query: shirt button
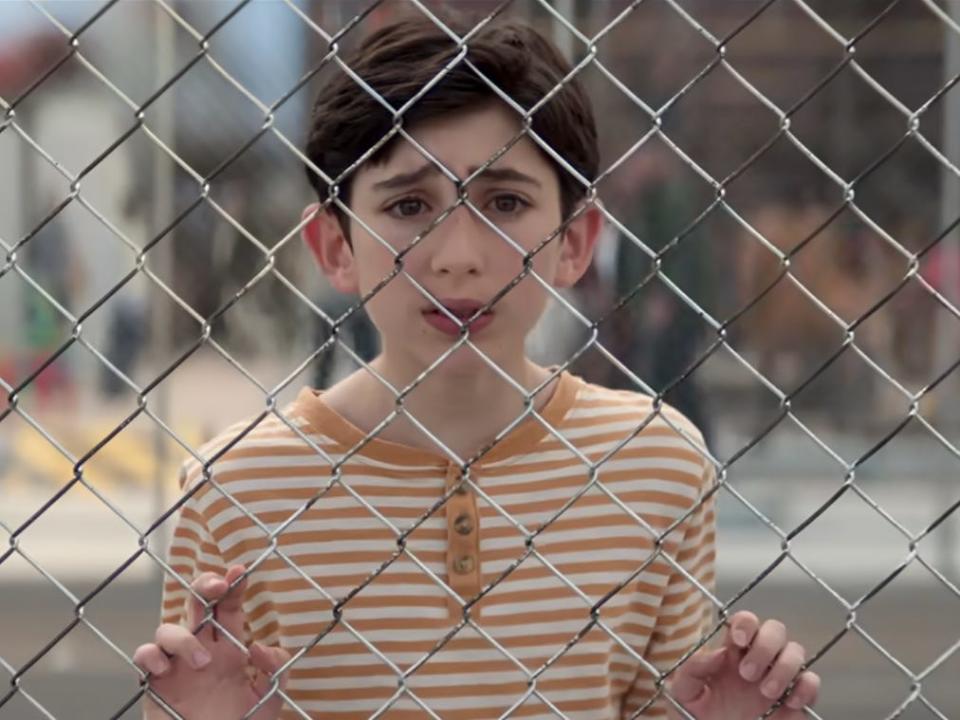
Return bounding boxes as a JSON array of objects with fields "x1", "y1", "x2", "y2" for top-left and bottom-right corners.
[
  {"x1": 453, "y1": 555, "x2": 475, "y2": 574},
  {"x1": 453, "y1": 514, "x2": 474, "y2": 535}
]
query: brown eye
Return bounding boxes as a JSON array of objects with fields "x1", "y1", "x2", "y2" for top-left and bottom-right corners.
[
  {"x1": 391, "y1": 198, "x2": 425, "y2": 217},
  {"x1": 492, "y1": 194, "x2": 527, "y2": 214}
]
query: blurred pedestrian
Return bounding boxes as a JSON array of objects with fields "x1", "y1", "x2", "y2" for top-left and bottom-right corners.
[{"x1": 21, "y1": 196, "x2": 83, "y2": 409}]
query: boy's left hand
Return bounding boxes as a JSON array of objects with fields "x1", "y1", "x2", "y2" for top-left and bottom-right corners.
[{"x1": 665, "y1": 611, "x2": 820, "y2": 719}]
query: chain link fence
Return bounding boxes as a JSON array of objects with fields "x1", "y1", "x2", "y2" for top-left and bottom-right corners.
[{"x1": 2, "y1": 0, "x2": 960, "y2": 718}]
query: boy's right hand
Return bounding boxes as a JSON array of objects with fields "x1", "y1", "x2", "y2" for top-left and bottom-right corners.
[{"x1": 133, "y1": 564, "x2": 291, "y2": 720}]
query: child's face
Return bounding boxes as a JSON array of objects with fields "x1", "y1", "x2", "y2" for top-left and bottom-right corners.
[{"x1": 304, "y1": 101, "x2": 601, "y2": 376}]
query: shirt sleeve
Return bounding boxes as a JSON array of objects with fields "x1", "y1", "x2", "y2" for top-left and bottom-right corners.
[
  {"x1": 620, "y1": 461, "x2": 718, "y2": 719},
  {"x1": 159, "y1": 464, "x2": 228, "y2": 628}
]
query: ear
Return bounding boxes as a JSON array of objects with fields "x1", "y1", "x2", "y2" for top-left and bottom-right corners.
[
  {"x1": 553, "y1": 201, "x2": 604, "y2": 289},
  {"x1": 301, "y1": 202, "x2": 358, "y2": 294}
]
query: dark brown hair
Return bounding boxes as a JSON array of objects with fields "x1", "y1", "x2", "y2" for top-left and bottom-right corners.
[{"x1": 303, "y1": 13, "x2": 599, "y2": 241}]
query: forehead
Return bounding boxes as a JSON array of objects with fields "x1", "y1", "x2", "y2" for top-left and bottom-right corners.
[{"x1": 355, "y1": 102, "x2": 555, "y2": 187}]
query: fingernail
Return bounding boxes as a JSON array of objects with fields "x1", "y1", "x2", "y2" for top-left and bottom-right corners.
[
  {"x1": 192, "y1": 650, "x2": 212, "y2": 669},
  {"x1": 149, "y1": 658, "x2": 169, "y2": 675},
  {"x1": 732, "y1": 629, "x2": 747, "y2": 646},
  {"x1": 740, "y1": 661, "x2": 757, "y2": 681},
  {"x1": 762, "y1": 680, "x2": 780, "y2": 699},
  {"x1": 787, "y1": 695, "x2": 805, "y2": 710}
]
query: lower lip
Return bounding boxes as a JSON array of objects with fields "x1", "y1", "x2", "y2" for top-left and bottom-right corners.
[{"x1": 423, "y1": 311, "x2": 494, "y2": 336}]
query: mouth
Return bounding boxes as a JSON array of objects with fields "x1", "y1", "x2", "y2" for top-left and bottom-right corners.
[
  {"x1": 422, "y1": 298, "x2": 494, "y2": 320},
  {"x1": 422, "y1": 300, "x2": 495, "y2": 335},
  {"x1": 422, "y1": 307, "x2": 493, "y2": 320}
]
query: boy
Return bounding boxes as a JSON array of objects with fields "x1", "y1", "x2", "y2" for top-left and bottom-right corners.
[{"x1": 133, "y1": 13, "x2": 820, "y2": 720}]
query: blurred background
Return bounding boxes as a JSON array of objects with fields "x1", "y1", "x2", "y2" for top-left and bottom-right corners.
[{"x1": 1, "y1": 0, "x2": 959, "y2": 717}]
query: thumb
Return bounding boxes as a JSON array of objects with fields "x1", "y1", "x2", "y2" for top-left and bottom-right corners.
[{"x1": 667, "y1": 646, "x2": 727, "y2": 705}]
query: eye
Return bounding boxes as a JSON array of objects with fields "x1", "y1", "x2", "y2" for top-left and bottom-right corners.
[
  {"x1": 490, "y1": 194, "x2": 529, "y2": 214},
  {"x1": 387, "y1": 197, "x2": 427, "y2": 218}
]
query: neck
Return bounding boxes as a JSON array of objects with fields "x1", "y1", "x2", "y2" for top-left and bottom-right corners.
[{"x1": 342, "y1": 352, "x2": 558, "y2": 460}]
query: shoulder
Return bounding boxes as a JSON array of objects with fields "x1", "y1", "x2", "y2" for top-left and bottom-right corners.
[
  {"x1": 573, "y1": 377, "x2": 706, "y2": 445},
  {"x1": 177, "y1": 399, "x2": 315, "y2": 495},
  {"x1": 569, "y1": 375, "x2": 712, "y2": 483}
]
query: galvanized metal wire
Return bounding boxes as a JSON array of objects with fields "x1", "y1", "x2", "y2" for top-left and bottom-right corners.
[{"x1": 2, "y1": 0, "x2": 960, "y2": 718}]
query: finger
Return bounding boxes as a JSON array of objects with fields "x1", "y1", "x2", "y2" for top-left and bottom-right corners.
[
  {"x1": 785, "y1": 670, "x2": 821, "y2": 710},
  {"x1": 724, "y1": 610, "x2": 759, "y2": 650},
  {"x1": 249, "y1": 643, "x2": 292, "y2": 698},
  {"x1": 184, "y1": 565, "x2": 250, "y2": 642},
  {"x1": 212, "y1": 564, "x2": 250, "y2": 641},
  {"x1": 250, "y1": 643, "x2": 292, "y2": 674},
  {"x1": 667, "y1": 647, "x2": 727, "y2": 704},
  {"x1": 132, "y1": 643, "x2": 172, "y2": 677},
  {"x1": 758, "y1": 641, "x2": 805, "y2": 701},
  {"x1": 185, "y1": 571, "x2": 229, "y2": 637},
  {"x1": 739, "y1": 620, "x2": 787, "y2": 682},
  {"x1": 154, "y1": 623, "x2": 213, "y2": 670}
]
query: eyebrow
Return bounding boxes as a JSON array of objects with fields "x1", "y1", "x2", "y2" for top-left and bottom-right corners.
[{"x1": 370, "y1": 162, "x2": 543, "y2": 192}]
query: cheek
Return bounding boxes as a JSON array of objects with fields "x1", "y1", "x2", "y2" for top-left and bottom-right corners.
[
  {"x1": 360, "y1": 271, "x2": 422, "y2": 331},
  {"x1": 495, "y1": 223, "x2": 560, "y2": 272},
  {"x1": 509, "y1": 272, "x2": 552, "y2": 324},
  {"x1": 365, "y1": 213, "x2": 427, "y2": 253},
  {"x1": 352, "y1": 228, "x2": 408, "y2": 285},
  {"x1": 347, "y1": 241, "x2": 397, "y2": 324},
  {"x1": 521, "y1": 241, "x2": 568, "y2": 313},
  {"x1": 525, "y1": 235, "x2": 564, "y2": 284},
  {"x1": 491, "y1": 235, "x2": 561, "y2": 308}
]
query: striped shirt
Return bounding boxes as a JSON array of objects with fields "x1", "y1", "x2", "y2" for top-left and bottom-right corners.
[{"x1": 161, "y1": 369, "x2": 717, "y2": 719}]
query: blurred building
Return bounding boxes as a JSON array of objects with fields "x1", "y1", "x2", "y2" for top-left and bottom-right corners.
[{"x1": 0, "y1": 0, "x2": 956, "y2": 426}]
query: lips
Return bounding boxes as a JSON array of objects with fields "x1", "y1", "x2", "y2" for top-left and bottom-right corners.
[
  {"x1": 424, "y1": 307, "x2": 491, "y2": 319},
  {"x1": 423, "y1": 298, "x2": 493, "y2": 318},
  {"x1": 422, "y1": 297, "x2": 495, "y2": 335}
]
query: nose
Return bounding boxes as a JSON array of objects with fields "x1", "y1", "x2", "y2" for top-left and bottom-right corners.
[{"x1": 428, "y1": 203, "x2": 486, "y2": 277}]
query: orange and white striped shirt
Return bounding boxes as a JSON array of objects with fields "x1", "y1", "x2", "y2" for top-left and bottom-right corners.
[{"x1": 161, "y1": 369, "x2": 717, "y2": 719}]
